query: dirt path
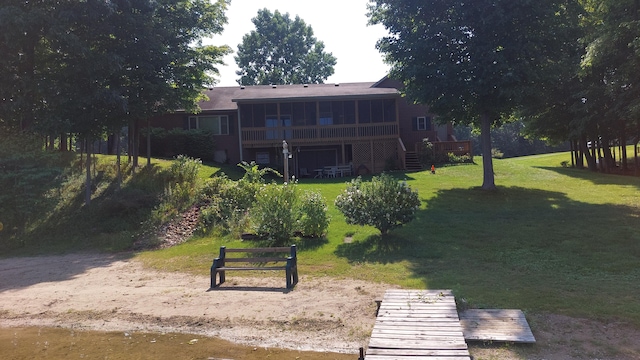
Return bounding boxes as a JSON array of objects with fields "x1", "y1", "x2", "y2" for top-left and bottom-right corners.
[{"x1": 1, "y1": 253, "x2": 639, "y2": 359}]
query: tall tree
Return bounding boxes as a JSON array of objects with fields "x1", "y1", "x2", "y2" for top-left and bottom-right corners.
[
  {"x1": 0, "y1": 0, "x2": 231, "y2": 204},
  {"x1": 369, "y1": 0, "x2": 580, "y2": 189},
  {"x1": 578, "y1": 0, "x2": 640, "y2": 171},
  {"x1": 235, "y1": 9, "x2": 336, "y2": 85}
]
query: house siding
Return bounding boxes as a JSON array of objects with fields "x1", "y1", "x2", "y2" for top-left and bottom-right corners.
[{"x1": 148, "y1": 78, "x2": 467, "y2": 174}]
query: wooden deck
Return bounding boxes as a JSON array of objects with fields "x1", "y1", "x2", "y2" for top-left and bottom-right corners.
[
  {"x1": 365, "y1": 289, "x2": 471, "y2": 360},
  {"x1": 459, "y1": 309, "x2": 536, "y2": 343}
]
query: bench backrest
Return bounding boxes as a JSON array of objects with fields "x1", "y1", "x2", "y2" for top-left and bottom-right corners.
[{"x1": 217, "y1": 245, "x2": 296, "y2": 263}]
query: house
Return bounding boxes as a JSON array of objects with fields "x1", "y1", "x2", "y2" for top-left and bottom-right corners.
[{"x1": 150, "y1": 76, "x2": 471, "y2": 177}]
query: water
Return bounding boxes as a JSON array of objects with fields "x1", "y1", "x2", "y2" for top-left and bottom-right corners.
[{"x1": 0, "y1": 327, "x2": 356, "y2": 360}]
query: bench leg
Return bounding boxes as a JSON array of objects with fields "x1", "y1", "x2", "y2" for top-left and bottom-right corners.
[
  {"x1": 210, "y1": 258, "x2": 225, "y2": 288},
  {"x1": 286, "y1": 265, "x2": 298, "y2": 289},
  {"x1": 210, "y1": 269, "x2": 226, "y2": 288}
]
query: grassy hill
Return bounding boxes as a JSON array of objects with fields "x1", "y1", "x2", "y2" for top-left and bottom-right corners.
[{"x1": 2, "y1": 150, "x2": 639, "y2": 327}]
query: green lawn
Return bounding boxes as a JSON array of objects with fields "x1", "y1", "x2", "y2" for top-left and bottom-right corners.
[{"x1": 138, "y1": 151, "x2": 640, "y2": 327}]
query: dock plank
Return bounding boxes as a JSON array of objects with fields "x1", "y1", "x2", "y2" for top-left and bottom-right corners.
[
  {"x1": 365, "y1": 289, "x2": 470, "y2": 359},
  {"x1": 459, "y1": 309, "x2": 536, "y2": 343}
]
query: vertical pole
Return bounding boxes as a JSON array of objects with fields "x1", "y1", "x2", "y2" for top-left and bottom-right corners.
[{"x1": 283, "y1": 140, "x2": 290, "y2": 183}]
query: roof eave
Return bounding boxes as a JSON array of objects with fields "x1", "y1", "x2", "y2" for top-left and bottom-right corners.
[{"x1": 231, "y1": 93, "x2": 399, "y2": 103}]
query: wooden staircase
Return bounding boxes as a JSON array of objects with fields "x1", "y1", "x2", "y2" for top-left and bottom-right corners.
[{"x1": 405, "y1": 151, "x2": 423, "y2": 171}]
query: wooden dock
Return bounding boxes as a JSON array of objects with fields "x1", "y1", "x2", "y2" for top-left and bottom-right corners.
[
  {"x1": 459, "y1": 309, "x2": 536, "y2": 343},
  {"x1": 365, "y1": 289, "x2": 471, "y2": 360}
]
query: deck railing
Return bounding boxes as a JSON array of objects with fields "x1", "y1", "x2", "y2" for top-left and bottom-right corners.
[{"x1": 242, "y1": 123, "x2": 399, "y2": 145}]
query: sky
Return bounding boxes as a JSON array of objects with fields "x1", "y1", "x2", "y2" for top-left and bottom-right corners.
[{"x1": 205, "y1": 0, "x2": 391, "y2": 87}]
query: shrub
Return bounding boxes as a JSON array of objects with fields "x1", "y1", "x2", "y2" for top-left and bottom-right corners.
[
  {"x1": 447, "y1": 152, "x2": 473, "y2": 164},
  {"x1": 167, "y1": 155, "x2": 201, "y2": 185},
  {"x1": 295, "y1": 191, "x2": 330, "y2": 238},
  {"x1": 145, "y1": 127, "x2": 216, "y2": 161},
  {"x1": 237, "y1": 161, "x2": 281, "y2": 183},
  {"x1": 250, "y1": 183, "x2": 299, "y2": 245},
  {"x1": 419, "y1": 138, "x2": 435, "y2": 165},
  {"x1": 334, "y1": 173, "x2": 420, "y2": 235},
  {"x1": 164, "y1": 155, "x2": 202, "y2": 211}
]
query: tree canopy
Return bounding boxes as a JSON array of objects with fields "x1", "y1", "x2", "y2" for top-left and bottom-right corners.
[
  {"x1": 235, "y1": 8, "x2": 336, "y2": 85},
  {"x1": 368, "y1": 0, "x2": 580, "y2": 189},
  {"x1": 0, "y1": 0, "x2": 231, "y2": 204},
  {"x1": 0, "y1": 0, "x2": 230, "y2": 137}
]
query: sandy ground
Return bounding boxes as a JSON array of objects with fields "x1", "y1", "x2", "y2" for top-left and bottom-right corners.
[
  {"x1": 0, "y1": 253, "x2": 388, "y2": 353},
  {"x1": 1, "y1": 253, "x2": 639, "y2": 359}
]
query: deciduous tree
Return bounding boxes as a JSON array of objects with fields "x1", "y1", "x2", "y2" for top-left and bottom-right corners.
[
  {"x1": 235, "y1": 9, "x2": 336, "y2": 85},
  {"x1": 368, "y1": 0, "x2": 580, "y2": 189}
]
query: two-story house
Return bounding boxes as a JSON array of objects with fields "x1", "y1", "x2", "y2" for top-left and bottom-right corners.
[{"x1": 150, "y1": 76, "x2": 471, "y2": 177}]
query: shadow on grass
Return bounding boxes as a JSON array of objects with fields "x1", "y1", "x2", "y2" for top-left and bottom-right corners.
[
  {"x1": 536, "y1": 166, "x2": 640, "y2": 189},
  {"x1": 335, "y1": 234, "x2": 409, "y2": 264},
  {"x1": 333, "y1": 186, "x2": 640, "y2": 323},
  {"x1": 247, "y1": 236, "x2": 329, "y2": 252}
]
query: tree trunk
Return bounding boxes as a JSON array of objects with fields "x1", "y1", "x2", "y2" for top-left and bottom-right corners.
[
  {"x1": 60, "y1": 133, "x2": 68, "y2": 151},
  {"x1": 146, "y1": 118, "x2": 151, "y2": 167},
  {"x1": 621, "y1": 130, "x2": 628, "y2": 172},
  {"x1": 480, "y1": 113, "x2": 496, "y2": 190},
  {"x1": 116, "y1": 134, "x2": 122, "y2": 190},
  {"x1": 128, "y1": 122, "x2": 133, "y2": 164},
  {"x1": 582, "y1": 138, "x2": 597, "y2": 171},
  {"x1": 85, "y1": 138, "x2": 92, "y2": 206}
]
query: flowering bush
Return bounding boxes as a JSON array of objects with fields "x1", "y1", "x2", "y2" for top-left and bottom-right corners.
[
  {"x1": 334, "y1": 173, "x2": 420, "y2": 235},
  {"x1": 250, "y1": 183, "x2": 299, "y2": 245},
  {"x1": 295, "y1": 191, "x2": 330, "y2": 238},
  {"x1": 249, "y1": 183, "x2": 329, "y2": 245}
]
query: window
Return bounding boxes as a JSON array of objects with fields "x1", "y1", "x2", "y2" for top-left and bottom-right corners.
[
  {"x1": 188, "y1": 115, "x2": 229, "y2": 135},
  {"x1": 416, "y1": 116, "x2": 431, "y2": 131}
]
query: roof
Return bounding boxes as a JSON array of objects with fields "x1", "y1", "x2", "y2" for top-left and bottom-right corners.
[{"x1": 195, "y1": 81, "x2": 400, "y2": 112}]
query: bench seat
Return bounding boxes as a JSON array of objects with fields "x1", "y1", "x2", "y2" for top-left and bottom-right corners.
[{"x1": 210, "y1": 245, "x2": 298, "y2": 289}]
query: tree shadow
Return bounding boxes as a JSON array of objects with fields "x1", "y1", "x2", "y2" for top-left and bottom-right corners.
[
  {"x1": 295, "y1": 236, "x2": 329, "y2": 251},
  {"x1": 333, "y1": 186, "x2": 640, "y2": 318},
  {"x1": 536, "y1": 166, "x2": 640, "y2": 189},
  {"x1": 335, "y1": 233, "x2": 409, "y2": 264},
  {"x1": 0, "y1": 252, "x2": 134, "y2": 293},
  {"x1": 246, "y1": 235, "x2": 329, "y2": 252}
]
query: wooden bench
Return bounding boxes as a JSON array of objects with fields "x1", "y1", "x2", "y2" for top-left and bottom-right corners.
[{"x1": 210, "y1": 245, "x2": 298, "y2": 289}]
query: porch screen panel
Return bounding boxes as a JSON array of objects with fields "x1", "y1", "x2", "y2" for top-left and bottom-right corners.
[
  {"x1": 384, "y1": 99, "x2": 396, "y2": 122},
  {"x1": 253, "y1": 104, "x2": 265, "y2": 127},
  {"x1": 240, "y1": 104, "x2": 252, "y2": 127},
  {"x1": 332, "y1": 101, "x2": 344, "y2": 125},
  {"x1": 358, "y1": 100, "x2": 371, "y2": 123},
  {"x1": 371, "y1": 100, "x2": 384, "y2": 123},
  {"x1": 344, "y1": 101, "x2": 356, "y2": 124},
  {"x1": 305, "y1": 102, "x2": 316, "y2": 125},
  {"x1": 319, "y1": 101, "x2": 332, "y2": 125},
  {"x1": 293, "y1": 102, "x2": 305, "y2": 126}
]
